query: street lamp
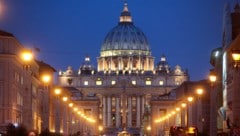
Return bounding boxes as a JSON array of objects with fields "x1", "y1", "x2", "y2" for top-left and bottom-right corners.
[
  {"x1": 54, "y1": 88, "x2": 62, "y2": 96},
  {"x1": 187, "y1": 96, "x2": 194, "y2": 127},
  {"x1": 68, "y1": 103, "x2": 74, "y2": 108},
  {"x1": 231, "y1": 50, "x2": 240, "y2": 68},
  {"x1": 208, "y1": 70, "x2": 218, "y2": 136},
  {"x1": 209, "y1": 70, "x2": 217, "y2": 85},
  {"x1": 196, "y1": 88, "x2": 203, "y2": 96},
  {"x1": 41, "y1": 74, "x2": 51, "y2": 87},
  {"x1": 21, "y1": 49, "x2": 33, "y2": 62},
  {"x1": 196, "y1": 88, "x2": 204, "y2": 131},
  {"x1": 187, "y1": 96, "x2": 194, "y2": 103},
  {"x1": 146, "y1": 125, "x2": 151, "y2": 136},
  {"x1": 181, "y1": 102, "x2": 187, "y2": 108},
  {"x1": 62, "y1": 96, "x2": 68, "y2": 102},
  {"x1": 98, "y1": 125, "x2": 103, "y2": 136},
  {"x1": 20, "y1": 49, "x2": 33, "y2": 69}
]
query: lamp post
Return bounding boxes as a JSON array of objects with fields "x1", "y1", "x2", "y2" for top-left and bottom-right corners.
[
  {"x1": 209, "y1": 70, "x2": 217, "y2": 136},
  {"x1": 20, "y1": 49, "x2": 33, "y2": 70},
  {"x1": 180, "y1": 102, "x2": 187, "y2": 127},
  {"x1": 196, "y1": 88, "x2": 203, "y2": 132},
  {"x1": 231, "y1": 50, "x2": 240, "y2": 68},
  {"x1": 209, "y1": 70, "x2": 217, "y2": 85},
  {"x1": 41, "y1": 74, "x2": 51, "y2": 87},
  {"x1": 187, "y1": 96, "x2": 194, "y2": 127},
  {"x1": 40, "y1": 74, "x2": 52, "y2": 132},
  {"x1": 54, "y1": 88, "x2": 62, "y2": 96},
  {"x1": 54, "y1": 88, "x2": 63, "y2": 133},
  {"x1": 146, "y1": 125, "x2": 151, "y2": 136},
  {"x1": 98, "y1": 125, "x2": 103, "y2": 136}
]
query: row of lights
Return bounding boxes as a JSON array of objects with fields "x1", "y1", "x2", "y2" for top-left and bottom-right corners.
[
  {"x1": 20, "y1": 49, "x2": 96, "y2": 125},
  {"x1": 54, "y1": 88, "x2": 96, "y2": 123},
  {"x1": 155, "y1": 71, "x2": 217, "y2": 124},
  {"x1": 154, "y1": 88, "x2": 203, "y2": 123}
]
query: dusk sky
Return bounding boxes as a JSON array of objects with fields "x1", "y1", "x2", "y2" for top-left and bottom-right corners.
[{"x1": 0, "y1": 0, "x2": 236, "y2": 81}]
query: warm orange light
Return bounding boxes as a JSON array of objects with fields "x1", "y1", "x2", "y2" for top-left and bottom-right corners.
[
  {"x1": 232, "y1": 51, "x2": 240, "y2": 61},
  {"x1": 98, "y1": 126, "x2": 103, "y2": 131},
  {"x1": 196, "y1": 88, "x2": 203, "y2": 95},
  {"x1": 187, "y1": 96, "x2": 194, "y2": 102},
  {"x1": 68, "y1": 103, "x2": 73, "y2": 107},
  {"x1": 42, "y1": 74, "x2": 51, "y2": 84},
  {"x1": 21, "y1": 49, "x2": 33, "y2": 62},
  {"x1": 62, "y1": 96, "x2": 68, "y2": 102},
  {"x1": 209, "y1": 75, "x2": 217, "y2": 83},
  {"x1": 73, "y1": 107, "x2": 78, "y2": 111},
  {"x1": 147, "y1": 126, "x2": 151, "y2": 131},
  {"x1": 54, "y1": 88, "x2": 61, "y2": 95},
  {"x1": 176, "y1": 107, "x2": 181, "y2": 111},
  {"x1": 181, "y1": 103, "x2": 187, "y2": 108}
]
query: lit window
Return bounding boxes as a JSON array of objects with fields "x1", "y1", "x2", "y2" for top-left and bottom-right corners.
[
  {"x1": 159, "y1": 80, "x2": 164, "y2": 86},
  {"x1": 96, "y1": 80, "x2": 102, "y2": 86},
  {"x1": 84, "y1": 81, "x2": 89, "y2": 86},
  {"x1": 111, "y1": 81, "x2": 116, "y2": 85},
  {"x1": 145, "y1": 80, "x2": 151, "y2": 85},
  {"x1": 132, "y1": 80, "x2": 136, "y2": 85}
]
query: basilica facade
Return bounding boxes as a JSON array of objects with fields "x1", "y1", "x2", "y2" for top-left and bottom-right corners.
[{"x1": 58, "y1": 2, "x2": 189, "y2": 135}]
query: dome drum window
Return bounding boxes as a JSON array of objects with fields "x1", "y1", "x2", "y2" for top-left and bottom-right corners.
[{"x1": 84, "y1": 81, "x2": 89, "y2": 86}]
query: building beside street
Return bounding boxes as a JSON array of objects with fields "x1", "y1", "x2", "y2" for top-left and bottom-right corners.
[
  {"x1": 0, "y1": 30, "x2": 57, "y2": 134},
  {"x1": 210, "y1": 2, "x2": 240, "y2": 135}
]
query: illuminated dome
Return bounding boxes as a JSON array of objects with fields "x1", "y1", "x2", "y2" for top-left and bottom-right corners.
[{"x1": 100, "y1": 2, "x2": 151, "y2": 57}]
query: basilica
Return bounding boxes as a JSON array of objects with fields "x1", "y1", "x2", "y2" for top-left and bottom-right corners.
[{"x1": 58, "y1": 2, "x2": 188, "y2": 135}]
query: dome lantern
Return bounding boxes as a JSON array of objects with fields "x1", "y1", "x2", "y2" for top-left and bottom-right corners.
[{"x1": 119, "y1": 2, "x2": 132, "y2": 23}]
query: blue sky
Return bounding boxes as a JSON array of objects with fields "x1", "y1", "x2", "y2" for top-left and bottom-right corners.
[{"x1": 0, "y1": 0, "x2": 236, "y2": 80}]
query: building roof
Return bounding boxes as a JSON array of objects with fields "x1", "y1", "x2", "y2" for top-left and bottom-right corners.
[
  {"x1": 0, "y1": 30, "x2": 14, "y2": 37},
  {"x1": 36, "y1": 60, "x2": 56, "y2": 72}
]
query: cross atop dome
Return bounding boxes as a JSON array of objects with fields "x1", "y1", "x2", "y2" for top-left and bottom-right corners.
[{"x1": 119, "y1": 1, "x2": 132, "y2": 23}]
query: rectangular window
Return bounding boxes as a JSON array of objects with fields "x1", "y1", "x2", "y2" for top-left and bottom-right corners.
[
  {"x1": 84, "y1": 81, "x2": 89, "y2": 86},
  {"x1": 21, "y1": 76, "x2": 24, "y2": 85},
  {"x1": 145, "y1": 80, "x2": 151, "y2": 85},
  {"x1": 111, "y1": 81, "x2": 116, "y2": 85},
  {"x1": 159, "y1": 80, "x2": 164, "y2": 86},
  {"x1": 17, "y1": 92, "x2": 23, "y2": 106},
  {"x1": 96, "y1": 80, "x2": 102, "y2": 86}
]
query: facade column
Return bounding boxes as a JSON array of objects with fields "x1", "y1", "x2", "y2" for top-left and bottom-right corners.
[
  {"x1": 141, "y1": 96, "x2": 145, "y2": 117},
  {"x1": 127, "y1": 97, "x2": 132, "y2": 127},
  {"x1": 116, "y1": 97, "x2": 120, "y2": 127},
  {"x1": 188, "y1": 103, "x2": 193, "y2": 127},
  {"x1": 107, "y1": 96, "x2": 112, "y2": 127},
  {"x1": 122, "y1": 95, "x2": 127, "y2": 128},
  {"x1": 146, "y1": 57, "x2": 149, "y2": 70},
  {"x1": 136, "y1": 96, "x2": 141, "y2": 127},
  {"x1": 102, "y1": 96, "x2": 107, "y2": 127},
  {"x1": 118, "y1": 57, "x2": 121, "y2": 70}
]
